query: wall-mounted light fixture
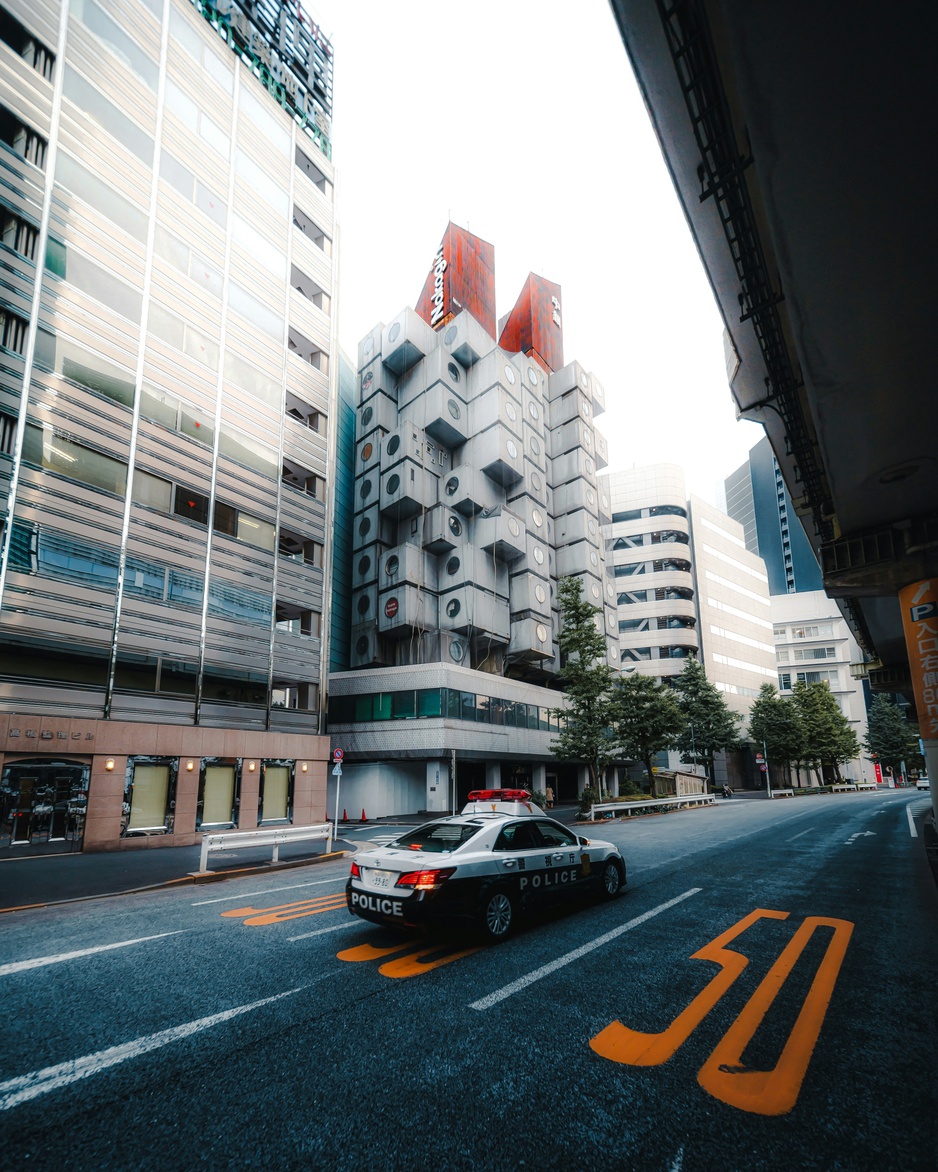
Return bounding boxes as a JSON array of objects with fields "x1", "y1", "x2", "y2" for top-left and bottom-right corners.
[
  {"x1": 186, "y1": 760, "x2": 195, "y2": 772},
  {"x1": 301, "y1": 762, "x2": 308, "y2": 772},
  {"x1": 248, "y1": 761, "x2": 256, "y2": 772},
  {"x1": 105, "y1": 758, "x2": 115, "y2": 771}
]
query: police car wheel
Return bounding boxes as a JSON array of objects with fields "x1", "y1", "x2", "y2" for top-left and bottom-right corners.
[
  {"x1": 480, "y1": 888, "x2": 515, "y2": 941},
  {"x1": 600, "y1": 859, "x2": 623, "y2": 899}
]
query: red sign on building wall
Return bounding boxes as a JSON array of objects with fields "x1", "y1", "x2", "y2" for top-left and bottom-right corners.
[
  {"x1": 498, "y1": 272, "x2": 564, "y2": 374},
  {"x1": 415, "y1": 223, "x2": 496, "y2": 338}
]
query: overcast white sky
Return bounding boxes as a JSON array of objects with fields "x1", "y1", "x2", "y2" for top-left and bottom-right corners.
[{"x1": 315, "y1": 0, "x2": 764, "y2": 504}]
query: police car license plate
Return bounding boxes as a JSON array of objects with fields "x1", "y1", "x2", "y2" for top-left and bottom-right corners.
[{"x1": 367, "y1": 869, "x2": 395, "y2": 889}]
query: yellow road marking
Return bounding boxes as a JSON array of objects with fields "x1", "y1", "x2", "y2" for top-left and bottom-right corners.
[
  {"x1": 590, "y1": 908, "x2": 789, "y2": 1066},
  {"x1": 697, "y1": 915, "x2": 853, "y2": 1116},
  {"x1": 336, "y1": 941, "x2": 414, "y2": 963},
  {"x1": 221, "y1": 895, "x2": 347, "y2": 925},
  {"x1": 378, "y1": 944, "x2": 482, "y2": 978}
]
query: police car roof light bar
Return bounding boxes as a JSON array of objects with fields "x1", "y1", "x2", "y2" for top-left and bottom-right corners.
[{"x1": 466, "y1": 789, "x2": 532, "y2": 801}]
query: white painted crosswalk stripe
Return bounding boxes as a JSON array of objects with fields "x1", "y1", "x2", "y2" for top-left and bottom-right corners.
[{"x1": 0, "y1": 988, "x2": 303, "y2": 1110}]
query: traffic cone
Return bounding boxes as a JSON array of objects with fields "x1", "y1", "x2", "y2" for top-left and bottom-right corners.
[
  {"x1": 342, "y1": 809, "x2": 348, "y2": 822},
  {"x1": 360, "y1": 808, "x2": 367, "y2": 822}
]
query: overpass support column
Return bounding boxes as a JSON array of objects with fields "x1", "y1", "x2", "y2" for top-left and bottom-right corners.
[{"x1": 899, "y1": 580, "x2": 938, "y2": 823}]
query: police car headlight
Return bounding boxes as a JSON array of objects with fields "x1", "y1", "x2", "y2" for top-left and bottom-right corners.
[{"x1": 396, "y1": 867, "x2": 456, "y2": 890}]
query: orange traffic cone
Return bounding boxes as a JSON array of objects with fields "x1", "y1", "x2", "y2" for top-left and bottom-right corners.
[
  {"x1": 360, "y1": 808, "x2": 367, "y2": 822},
  {"x1": 342, "y1": 809, "x2": 348, "y2": 822}
]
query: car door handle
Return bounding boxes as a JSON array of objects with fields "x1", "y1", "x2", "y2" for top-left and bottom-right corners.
[{"x1": 502, "y1": 859, "x2": 517, "y2": 868}]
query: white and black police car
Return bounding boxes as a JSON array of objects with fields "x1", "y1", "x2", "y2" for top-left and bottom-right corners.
[{"x1": 346, "y1": 789, "x2": 626, "y2": 941}]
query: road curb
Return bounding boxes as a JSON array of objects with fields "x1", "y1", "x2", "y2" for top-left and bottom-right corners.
[{"x1": 0, "y1": 850, "x2": 349, "y2": 915}]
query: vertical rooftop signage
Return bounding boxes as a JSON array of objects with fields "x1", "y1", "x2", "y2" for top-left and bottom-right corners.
[
  {"x1": 416, "y1": 223, "x2": 496, "y2": 339},
  {"x1": 498, "y1": 273, "x2": 564, "y2": 373},
  {"x1": 191, "y1": 0, "x2": 333, "y2": 157}
]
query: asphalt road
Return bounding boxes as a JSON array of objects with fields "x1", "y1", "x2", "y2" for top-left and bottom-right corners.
[{"x1": 1, "y1": 791, "x2": 935, "y2": 1171}]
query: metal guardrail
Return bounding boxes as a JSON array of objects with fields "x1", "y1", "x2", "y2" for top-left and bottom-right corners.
[
  {"x1": 588, "y1": 794, "x2": 714, "y2": 820},
  {"x1": 198, "y1": 823, "x2": 333, "y2": 874}
]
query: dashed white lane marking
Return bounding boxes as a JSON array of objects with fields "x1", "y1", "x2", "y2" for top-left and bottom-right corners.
[
  {"x1": 786, "y1": 828, "x2": 814, "y2": 842},
  {"x1": 469, "y1": 888, "x2": 702, "y2": 1011},
  {"x1": 845, "y1": 831, "x2": 876, "y2": 845},
  {"x1": 907, "y1": 806, "x2": 918, "y2": 838},
  {"x1": 0, "y1": 932, "x2": 186, "y2": 977},
  {"x1": 288, "y1": 921, "x2": 360, "y2": 942},
  {"x1": 0, "y1": 987, "x2": 303, "y2": 1111},
  {"x1": 670, "y1": 1145, "x2": 685, "y2": 1172},
  {"x1": 192, "y1": 877, "x2": 345, "y2": 905}
]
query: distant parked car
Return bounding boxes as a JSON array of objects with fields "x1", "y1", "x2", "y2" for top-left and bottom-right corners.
[{"x1": 915, "y1": 777, "x2": 930, "y2": 791}]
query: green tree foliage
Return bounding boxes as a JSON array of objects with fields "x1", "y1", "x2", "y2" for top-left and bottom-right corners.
[
  {"x1": 549, "y1": 577, "x2": 617, "y2": 794},
  {"x1": 863, "y1": 695, "x2": 921, "y2": 774},
  {"x1": 746, "y1": 683, "x2": 805, "y2": 787},
  {"x1": 791, "y1": 679, "x2": 860, "y2": 783},
  {"x1": 671, "y1": 657, "x2": 741, "y2": 789},
  {"x1": 610, "y1": 672, "x2": 686, "y2": 798}
]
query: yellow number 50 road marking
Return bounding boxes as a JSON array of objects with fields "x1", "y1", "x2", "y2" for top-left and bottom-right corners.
[{"x1": 590, "y1": 909, "x2": 853, "y2": 1116}]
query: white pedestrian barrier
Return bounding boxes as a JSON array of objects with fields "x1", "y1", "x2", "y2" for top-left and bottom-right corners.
[{"x1": 198, "y1": 823, "x2": 334, "y2": 874}]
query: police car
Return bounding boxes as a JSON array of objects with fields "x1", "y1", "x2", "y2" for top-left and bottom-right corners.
[{"x1": 346, "y1": 789, "x2": 626, "y2": 941}]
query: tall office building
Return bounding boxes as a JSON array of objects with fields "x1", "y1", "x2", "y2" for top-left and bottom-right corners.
[
  {"x1": 328, "y1": 224, "x2": 620, "y2": 815},
  {"x1": 0, "y1": 0, "x2": 337, "y2": 852},
  {"x1": 724, "y1": 436, "x2": 822, "y2": 596}
]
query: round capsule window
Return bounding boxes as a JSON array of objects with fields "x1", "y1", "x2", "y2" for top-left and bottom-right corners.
[
  {"x1": 590, "y1": 551, "x2": 599, "y2": 566},
  {"x1": 356, "y1": 636, "x2": 370, "y2": 656},
  {"x1": 361, "y1": 405, "x2": 373, "y2": 428},
  {"x1": 504, "y1": 365, "x2": 516, "y2": 385},
  {"x1": 505, "y1": 401, "x2": 517, "y2": 421},
  {"x1": 535, "y1": 624, "x2": 548, "y2": 643},
  {"x1": 533, "y1": 547, "x2": 544, "y2": 565},
  {"x1": 578, "y1": 370, "x2": 589, "y2": 389},
  {"x1": 584, "y1": 430, "x2": 592, "y2": 448},
  {"x1": 447, "y1": 362, "x2": 461, "y2": 382},
  {"x1": 446, "y1": 556, "x2": 460, "y2": 576},
  {"x1": 508, "y1": 517, "x2": 520, "y2": 536},
  {"x1": 385, "y1": 555, "x2": 399, "y2": 576},
  {"x1": 583, "y1": 401, "x2": 591, "y2": 417},
  {"x1": 361, "y1": 371, "x2": 373, "y2": 394},
  {"x1": 610, "y1": 645, "x2": 618, "y2": 659},
  {"x1": 386, "y1": 473, "x2": 400, "y2": 494},
  {"x1": 528, "y1": 401, "x2": 539, "y2": 420},
  {"x1": 448, "y1": 516, "x2": 462, "y2": 537},
  {"x1": 363, "y1": 337, "x2": 374, "y2": 358},
  {"x1": 443, "y1": 325, "x2": 458, "y2": 345},
  {"x1": 534, "y1": 584, "x2": 547, "y2": 604},
  {"x1": 446, "y1": 598, "x2": 461, "y2": 618},
  {"x1": 601, "y1": 495, "x2": 609, "y2": 511},
  {"x1": 358, "y1": 517, "x2": 372, "y2": 538},
  {"x1": 361, "y1": 442, "x2": 373, "y2": 463},
  {"x1": 527, "y1": 367, "x2": 538, "y2": 386},
  {"x1": 532, "y1": 508, "x2": 544, "y2": 528},
  {"x1": 445, "y1": 476, "x2": 459, "y2": 497},
  {"x1": 360, "y1": 480, "x2": 373, "y2": 500},
  {"x1": 587, "y1": 489, "x2": 596, "y2": 505},
  {"x1": 357, "y1": 594, "x2": 371, "y2": 615},
  {"x1": 388, "y1": 322, "x2": 401, "y2": 342},
  {"x1": 447, "y1": 399, "x2": 461, "y2": 420},
  {"x1": 591, "y1": 584, "x2": 601, "y2": 599},
  {"x1": 531, "y1": 472, "x2": 542, "y2": 492},
  {"x1": 450, "y1": 640, "x2": 465, "y2": 662},
  {"x1": 585, "y1": 458, "x2": 594, "y2": 475},
  {"x1": 531, "y1": 436, "x2": 540, "y2": 456},
  {"x1": 506, "y1": 439, "x2": 518, "y2": 459},
  {"x1": 588, "y1": 519, "x2": 597, "y2": 535},
  {"x1": 386, "y1": 435, "x2": 400, "y2": 457},
  {"x1": 358, "y1": 555, "x2": 371, "y2": 576}
]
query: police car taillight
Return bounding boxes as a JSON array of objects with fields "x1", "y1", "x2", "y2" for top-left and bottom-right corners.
[
  {"x1": 350, "y1": 861, "x2": 361, "y2": 878},
  {"x1": 395, "y1": 867, "x2": 456, "y2": 890}
]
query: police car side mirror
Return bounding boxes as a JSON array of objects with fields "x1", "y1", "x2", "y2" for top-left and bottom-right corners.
[{"x1": 577, "y1": 836, "x2": 589, "y2": 847}]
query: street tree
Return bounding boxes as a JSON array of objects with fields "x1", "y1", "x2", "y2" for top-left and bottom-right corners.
[
  {"x1": 610, "y1": 672, "x2": 686, "y2": 798},
  {"x1": 791, "y1": 679, "x2": 860, "y2": 783},
  {"x1": 746, "y1": 683, "x2": 805, "y2": 788},
  {"x1": 863, "y1": 694, "x2": 921, "y2": 779},
  {"x1": 548, "y1": 576, "x2": 617, "y2": 796},
  {"x1": 671, "y1": 657, "x2": 741, "y2": 789}
]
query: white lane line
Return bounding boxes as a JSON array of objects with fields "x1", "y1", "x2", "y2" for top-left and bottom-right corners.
[
  {"x1": 786, "y1": 828, "x2": 814, "y2": 842},
  {"x1": 469, "y1": 888, "x2": 702, "y2": 1011},
  {"x1": 0, "y1": 932, "x2": 186, "y2": 978},
  {"x1": 0, "y1": 987, "x2": 302, "y2": 1111},
  {"x1": 670, "y1": 1146, "x2": 685, "y2": 1172},
  {"x1": 192, "y1": 877, "x2": 345, "y2": 905},
  {"x1": 907, "y1": 806, "x2": 918, "y2": 838},
  {"x1": 288, "y1": 921, "x2": 360, "y2": 942}
]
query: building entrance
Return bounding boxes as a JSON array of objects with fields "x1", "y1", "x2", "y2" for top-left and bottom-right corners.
[{"x1": 0, "y1": 761, "x2": 89, "y2": 855}]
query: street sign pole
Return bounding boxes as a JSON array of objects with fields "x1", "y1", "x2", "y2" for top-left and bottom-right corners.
[
  {"x1": 763, "y1": 738, "x2": 772, "y2": 799},
  {"x1": 332, "y1": 749, "x2": 344, "y2": 847}
]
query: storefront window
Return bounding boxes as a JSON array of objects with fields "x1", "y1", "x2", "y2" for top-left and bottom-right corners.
[
  {"x1": 198, "y1": 763, "x2": 237, "y2": 828},
  {"x1": 260, "y1": 763, "x2": 292, "y2": 824},
  {"x1": 125, "y1": 760, "x2": 174, "y2": 834}
]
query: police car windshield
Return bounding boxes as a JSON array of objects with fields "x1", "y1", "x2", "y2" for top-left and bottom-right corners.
[{"x1": 391, "y1": 822, "x2": 483, "y2": 853}]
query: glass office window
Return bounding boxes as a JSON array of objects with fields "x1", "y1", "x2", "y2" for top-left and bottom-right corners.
[
  {"x1": 23, "y1": 425, "x2": 127, "y2": 494},
  {"x1": 55, "y1": 151, "x2": 147, "y2": 240},
  {"x1": 373, "y1": 693, "x2": 392, "y2": 721},
  {"x1": 127, "y1": 763, "x2": 171, "y2": 832},
  {"x1": 392, "y1": 691, "x2": 415, "y2": 719},
  {"x1": 132, "y1": 468, "x2": 172, "y2": 511},
  {"x1": 417, "y1": 688, "x2": 442, "y2": 717},
  {"x1": 260, "y1": 764, "x2": 291, "y2": 823},
  {"x1": 199, "y1": 765, "x2": 236, "y2": 827}
]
